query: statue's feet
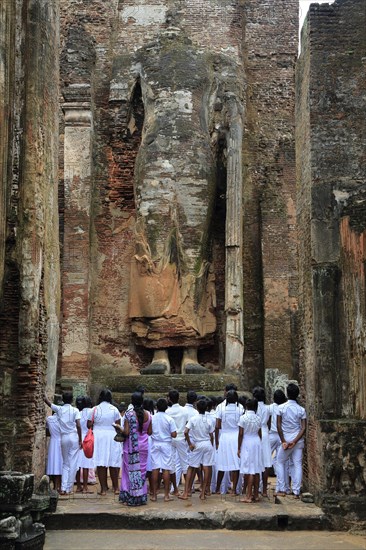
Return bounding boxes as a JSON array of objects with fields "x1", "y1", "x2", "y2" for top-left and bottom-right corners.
[
  {"x1": 181, "y1": 348, "x2": 208, "y2": 375},
  {"x1": 141, "y1": 349, "x2": 171, "y2": 375}
]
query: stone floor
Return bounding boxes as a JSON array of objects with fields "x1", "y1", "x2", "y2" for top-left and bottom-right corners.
[
  {"x1": 45, "y1": 479, "x2": 329, "y2": 531},
  {"x1": 44, "y1": 529, "x2": 366, "y2": 550}
]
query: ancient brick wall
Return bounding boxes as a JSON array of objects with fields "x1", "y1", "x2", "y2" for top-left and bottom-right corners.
[
  {"x1": 58, "y1": 0, "x2": 298, "y2": 387},
  {"x1": 296, "y1": 0, "x2": 366, "y2": 526},
  {"x1": 0, "y1": 0, "x2": 60, "y2": 478},
  {"x1": 243, "y1": 0, "x2": 298, "y2": 388}
]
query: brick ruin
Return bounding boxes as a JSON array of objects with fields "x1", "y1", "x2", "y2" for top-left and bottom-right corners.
[
  {"x1": 296, "y1": 0, "x2": 366, "y2": 527},
  {"x1": 0, "y1": 0, "x2": 365, "y2": 529}
]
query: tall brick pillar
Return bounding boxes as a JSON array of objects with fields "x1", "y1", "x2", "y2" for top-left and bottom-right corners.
[{"x1": 61, "y1": 97, "x2": 93, "y2": 395}]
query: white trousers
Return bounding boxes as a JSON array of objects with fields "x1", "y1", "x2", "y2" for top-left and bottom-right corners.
[
  {"x1": 270, "y1": 432, "x2": 290, "y2": 492},
  {"x1": 172, "y1": 439, "x2": 188, "y2": 484},
  {"x1": 60, "y1": 432, "x2": 80, "y2": 493},
  {"x1": 276, "y1": 438, "x2": 304, "y2": 495}
]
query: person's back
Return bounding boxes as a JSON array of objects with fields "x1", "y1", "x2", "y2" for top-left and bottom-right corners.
[
  {"x1": 152, "y1": 410, "x2": 176, "y2": 443},
  {"x1": 167, "y1": 390, "x2": 189, "y2": 440},
  {"x1": 46, "y1": 414, "x2": 62, "y2": 438},
  {"x1": 278, "y1": 399, "x2": 306, "y2": 440}
]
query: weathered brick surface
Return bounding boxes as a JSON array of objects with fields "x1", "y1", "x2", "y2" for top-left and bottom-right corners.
[
  {"x1": 0, "y1": 0, "x2": 60, "y2": 478},
  {"x1": 58, "y1": 0, "x2": 298, "y2": 384},
  {"x1": 296, "y1": 0, "x2": 366, "y2": 526}
]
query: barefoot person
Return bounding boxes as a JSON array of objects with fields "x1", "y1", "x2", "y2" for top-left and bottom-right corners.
[
  {"x1": 214, "y1": 390, "x2": 241, "y2": 495},
  {"x1": 78, "y1": 396, "x2": 95, "y2": 493},
  {"x1": 276, "y1": 383, "x2": 307, "y2": 498},
  {"x1": 238, "y1": 398, "x2": 263, "y2": 503},
  {"x1": 150, "y1": 398, "x2": 177, "y2": 502},
  {"x1": 44, "y1": 391, "x2": 82, "y2": 496},
  {"x1": 167, "y1": 389, "x2": 189, "y2": 492},
  {"x1": 179, "y1": 399, "x2": 215, "y2": 501},
  {"x1": 87, "y1": 389, "x2": 121, "y2": 496},
  {"x1": 252, "y1": 386, "x2": 272, "y2": 498},
  {"x1": 46, "y1": 411, "x2": 63, "y2": 493},
  {"x1": 118, "y1": 392, "x2": 152, "y2": 506}
]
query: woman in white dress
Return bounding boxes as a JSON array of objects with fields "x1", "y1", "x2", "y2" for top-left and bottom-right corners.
[
  {"x1": 46, "y1": 413, "x2": 63, "y2": 493},
  {"x1": 214, "y1": 390, "x2": 241, "y2": 495},
  {"x1": 253, "y1": 386, "x2": 272, "y2": 498},
  {"x1": 87, "y1": 389, "x2": 121, "y2": 496},
  {"x1": 78, "y1": 396, "x2": 95, "y2": 493},
  {"x1": 238, "y1": 398, "x2": 263, "y2": 502}
]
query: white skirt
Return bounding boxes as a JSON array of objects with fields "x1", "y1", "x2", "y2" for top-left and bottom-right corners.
[
  {"x1": 216, "y1": 430, "x2": 240, "y2": 471},
  {"x1": 261, "y1": 427, "x2": 273, "y2": 468},
  {"x1": 93, "y1": 427, "x2": 121, "y2": 468},
  {"x1": 46, "y1": 437, "x2": 63, "y2": 476},
  {"x1": 240, "y1": 434, "x2": 264, "y2": 475}
]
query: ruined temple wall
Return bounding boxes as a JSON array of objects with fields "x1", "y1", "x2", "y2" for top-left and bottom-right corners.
[
  {"x1": 59, "y1": 0, "x2": 298, "y2": 383},
  {"x1": 296, "y1": 0, "x2": 366, "y2": 526},
  {"x1": 0, "y1": 0, "x2": 60, "y2": 478},
  {"x1": 243, "y1": 0, "x2": 298, "y2": 388}
]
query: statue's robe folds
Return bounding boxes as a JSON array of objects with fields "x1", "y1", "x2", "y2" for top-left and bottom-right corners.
[{"x1": 127, "y1": 31, "x2": 220, "y2": 349}]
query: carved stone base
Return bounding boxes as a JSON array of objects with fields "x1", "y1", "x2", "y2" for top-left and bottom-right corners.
[
  {"x1": 141, "y1": 350, "x2": 171, "y2": 375},
  {"x1": 184, "y1": 363, "x2": 209, "y2": 375},
  {"x1": 141, "y1": 363, "x2": 169, "y2": 375}
]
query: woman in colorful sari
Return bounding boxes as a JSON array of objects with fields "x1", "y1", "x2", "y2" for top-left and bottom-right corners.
[{"x1": 118, "y1": 392, "x2": 152, "y2": 506}]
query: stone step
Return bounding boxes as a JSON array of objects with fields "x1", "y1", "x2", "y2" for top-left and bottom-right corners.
[
  {"x1": 90, "y1": 369, "x2": 244, "y2": 395},
  {"x1": 44, "y1": 492, "x2": 330, "y2": 531}
]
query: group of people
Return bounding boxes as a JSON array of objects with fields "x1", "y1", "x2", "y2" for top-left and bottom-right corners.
[{"x1": 44, "y1": 382, "x2": 307, "y2": 506}]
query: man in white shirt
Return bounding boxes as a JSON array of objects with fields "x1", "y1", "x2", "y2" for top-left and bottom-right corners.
[
  {"x1": 183, "y1": 390, "x2": 199, "y2": 420},
  {"x1": 44, "y1": 391, "x2": 82, "y2": 495},
  {"x1": 151, "y1": 398, "x2": 177, "y2": 502},
  {"x1": 167, "y1": 390, "x2": 189, "y2": 488},
  {"x1": 276, "y1": 383, "x2": 307, "y2": 498}
]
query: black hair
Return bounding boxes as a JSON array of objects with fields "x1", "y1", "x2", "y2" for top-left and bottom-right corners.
[
  {"x1": 135, "y1": 385, "x2": 145, "y2": 395},
  {"x1": 84, "y1": 396, "x2": 92, "y2": 408},
  {"x1": 62, "y1": 392, "x2": 73, "y2": 404},
  {"x1": 225, "y1": 383, "x2": 238, "y2": 392},
  {"x1": 168, "y1": 389, "x2": 179, "y2": 404},
  {"x1": 239, "y1": 395, "x2": 247, "y2": 408},
  {"x1": 226, "y1": 389, "x2": 239, "y2": 406},
  {"x1": 75, "y1": 395, "x2": 85, "y2": 411},
  {"x1": 143, "y1": 398, "x2": 155, "y2": 415},
  {"x1": 252, "y1": 386, "x2": 266, "y2": 403},
  {"x1": 216, "y1": 396, "x2": 224, "y2": 405},
  {"x1": 197, "y1": 394, "x2": 206, "y2": 401},
  {"x1": 118, "y1": 402, "x2": 126, "y2": 413},
  {"x1": 206, "y1": 397, "x2": 214, "y2": 413},
  {"x1": 186, "y1": 390, "x2": 197, "y2": 405},
  {"x1": 156, "y1": 398, "x2": 168, "y2": 412},
  {"x1": 246, "y1": 398, "x2": 258, "y2": 413},
  {"x1": 98, "y1": 389, "x2": 113, "y2": 404},
  {"x1": 286, "y1": 383, "x2": 300, "y2": 401},
  {"x1": 131, "y1": 392, "x2": 144, "y2": 433},
  {"x1": 196, "y1": 399, "x2": 207, "y2": 415},
  {"x1": 273, "y1": 389, "x2": 287, "y2": 405}
]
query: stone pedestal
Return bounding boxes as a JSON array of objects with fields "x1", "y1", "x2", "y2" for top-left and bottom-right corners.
[{"x1": 0, "y1": 472, "x2": 57, "y2": 550}]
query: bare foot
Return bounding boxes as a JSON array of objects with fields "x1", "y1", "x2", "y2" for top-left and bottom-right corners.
[
  {"x1": 82, "y1": 490, "x2": 93, "y2": 494},
  {"x1": 75, "y1": 488, "x2": 83, "y2": 493},
  {"x1": 205, "y1": 491, "x2": 212, "y2": 497},
  {"x1": 171, "y1": 489, "x2": 180, "y2": 496},
  {"x1": 97, "y1": 492, "x2": 107, "y2": 496},
  {"x1": 274, "y1": 492, "x2": 286, "y2": 497},
  {"x1": 262, "y1": 492, "x2": 269, "y2": 498},
  {"x1": 178, "y1": 494, "x2": 189, "y2": 500},
  {"x1": 150, "y1": 496, "x2": 157, "y2": 502},
  {"x1": 240, "y1": 497, "x2": 253, "y2": 503},
  {"x1": 199, "y1": 495, "x2": 206, "y2": 501},
  {"x1": 164, "y1": 496, "x2": 174, "y2": 502}
]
